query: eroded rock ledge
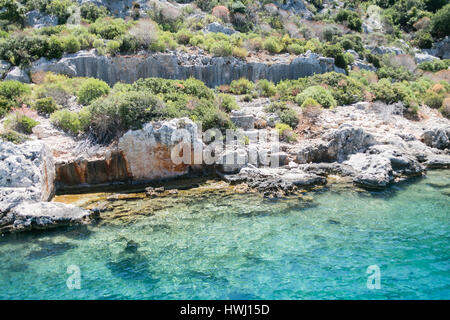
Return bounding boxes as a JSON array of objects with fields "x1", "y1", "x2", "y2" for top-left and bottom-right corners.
[
  {"x1": 29, "y1": 50, "x2": 343, "y2": 87},
  {"x1": 0, "y1": 141, "x2": 93, "y2": 233}
]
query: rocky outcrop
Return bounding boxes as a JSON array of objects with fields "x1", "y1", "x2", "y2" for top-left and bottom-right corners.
[
  {"x1": 30, "y1": 50, "x2": 343, "y2": 88},
  {"x1": 365, "y1": 45, "x2": 405, "y2": 56},
  {"x1": 205, "y1": 22, "x2": 236, "y2": 35},
  {"x1": 5, "y1": 67, "x2": 30, "y2": 83},
  {"x1": 422, "y1": 127, "x2": 450, "y2": 150},
  {"x1": 0, "y1": 202, "x2": 92, "y2": 233},
  {"x1": 221, "y1": 165, "x2": 326, "y2": 197},
  {"x1": 0, "y1": 60, "x2": 11, "y2": 78},
  {"x1": 415, "y1": 52, "x2": 438, "y2": 64},
  {"x1": 277, "y1": 0, "x2": 313, "y2": 19},
  {"x1": 296, "y1": 125, "x2": 375, "y2": 163},
  {"x1": 423, "y1": 36, "x2": 450, "y2": 59},
  {"x1": 0, "y1": 141, "x2": 55, "y2": 203},
  {"x1": 118, "y1": 118, "x2": 202, "y2": 181},
  {"x1": 25, "y1": 10, "x2": 58, "y2": 28},
  {"x1": 0, "y1": 140, "x2": 92, "y2": 233},
  {"x1": 230, "y1": 110, "x2": 256, "y2": 130}
]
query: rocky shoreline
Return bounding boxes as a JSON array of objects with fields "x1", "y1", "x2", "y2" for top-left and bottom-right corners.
[{"x1": 1, "y1": 97, "x2": 449, "y2": 233}]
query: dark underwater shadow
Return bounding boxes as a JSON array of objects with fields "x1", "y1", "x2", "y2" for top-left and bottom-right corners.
[{"x1": 27, "y1": 240, "x2": 77, "y2": 260}]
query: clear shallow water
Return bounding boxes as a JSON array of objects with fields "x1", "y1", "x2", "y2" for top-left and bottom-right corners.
[{"x1": 0, "y1": 171, "x2": 449, "y2": 300}]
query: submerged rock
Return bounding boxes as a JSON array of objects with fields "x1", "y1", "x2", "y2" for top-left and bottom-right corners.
[{"x1": 1, "y1": 202, "x2": 92, "y2": 233}]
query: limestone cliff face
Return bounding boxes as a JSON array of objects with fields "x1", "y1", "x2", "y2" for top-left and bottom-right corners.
[
  {"x1": 31, "y1": 50, "x2": 343, "y2": 87},
  {"x1": 0, "y1": 141, "x2": 55, "y2": 206},
  {"x1": 117, "y1": 118, "x2": 202, "y2": 181},
  {"x1": 55, "y1": 118, "x2": 203, "y2": 189}
]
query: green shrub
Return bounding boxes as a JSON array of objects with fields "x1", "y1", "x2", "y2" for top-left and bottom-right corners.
[
  {"x1": 322, "y1": 44, "x2": 347, "y2": 69},
  {"x1": 210, "y1": 41, "x2": 232, "y2": 56},
  {"x1": 106, "y1": 40, "x2": 121, "y2": 55},
  {"x1": 88, "y1": 91, "x2": 165, "y2": 142},
  {"x1": 51, "y1": 109, "x2": 85, "y2": 134},
  {"x1": 77, "y1": 78, "x2": 110, "y2": 105},
  {"x1": 35, "y1": 97, "x2": 59, "y2": 115},
  {"x1": 216, "y1": 93, "x2": 238, "y2": 112},
  {"x1": 334, "y1": 9, "x2": 362, "y2": 31},
  {"x1": 301, "y1": 97, "x2": 321, "y2": 108},
  {"x1": 275, "y1": 123, "x2": 297, "y2": 142},
  {"x1": 418, "y1": 59, "x2": 450, "y2": 72},
  {"x1": 322, "y1": 25, "x2": 342, "y2": 42},
  {"x1": 5, "y1": 112, "x2": 39, "y2": 134},
  {"x1": 62, "y1": 35, "x2": 81, "y2": 53},
  {"x1": 232, "y1": 46, "x2": 248, "y2": 58},
  {"x1": 265, "y1": 102, "x2": 299, "y2": 128},
  {"x1": 47, "y1": 35, "x2": 64, "y2": 59},
  {"x1": 370, "y1": 79, "x2": 413, "y2": 105},
  {"x1": 430, "y1": 3, "x2": 450, "y2": 38},
  {"x1": 89, "y1": 17, "x2": 127, "y2": 40},
  {"x1": 46, "y1": 0, "x2": 73, "y2": 24},
  {"x1": 0, "y1": 33, "x2": 48, "y2": 65},
  {"x1": 423, "y1": 91, "x2": 444, "y2": 108},
  {"x1": 230, "y1": 78, "x2": 254, "y2": 95},
  {"x1": 295, "y1": 86, "x2": 337, "y2": 108},
  {"x1": 415, "y1": 30, "x2": 433, "y2": 49},
  {"x1": 175, "y1": 28, "x2": 193, "y2": 45},
  {"x1": 287, "y1": 43, "x2": 304, "y2": 55},
  {"x1": 80, "y1": 2, "x2": 108, "y2": 22},
  {"x1": 440, "y1": 98, "x2": 450, "y2": 119},
  {"x1": 376, "y1": 66, "x2": 416, "y2": 81},
  {"x1": 0, "y1": 80, "x2": 30, "y2": 99},
  {"x1": 0, "y1": 129, "x2": 28, "y2": 144},
  {"x1": 256, "y1": 79, "x2": 276, "y2": 97},
  {"x1": 263, "y1": 37, "x2": 282, "y2": 54}
]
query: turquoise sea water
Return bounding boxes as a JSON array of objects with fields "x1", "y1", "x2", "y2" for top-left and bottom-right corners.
[{"x1": 0, "y1": 171, "x2": 449, "y2": 300}]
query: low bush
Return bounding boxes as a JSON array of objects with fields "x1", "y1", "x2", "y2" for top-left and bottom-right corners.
[
  {"x1": 287, "y1": 43, "x2": 304, "y2": 55},
  {"x1": 89, "y1": 17, "x2": 128, "y2": 40},
  {"x1": 275, "y1": 123, "x2": 297, "y2": 142},
  {"x1": 440, "y1": 98, "x2": 450, "y2": 119},
  {"x1": 87, "y1": 91, "x2": 166, "y2": 142},
  {"x1": 232, "y1": 46, "x2": 248, "y2": 58},
  {"x1": 80, "y1": 2, "x2": 109, "y2": 22},
  {"x1": 295, "y1": 86, "x2": 337, "y2": 109},
  {"x1": 76, "y1": 78, "x2": 110, "y2": 105},
  {"x1": 430, "y1": 3, "x2": 450, "y2": 38},
  {"x1": 176, "y1": 29, "x2": 193, "y2": 45},
  {"x1": 418, "y1": 59, "x2": 450, "y2": 72},
  {"x1": 210, "y1": 41, "x2": 232, "y2": 56},
  {"x1": 5, "y1": 112, "x2": 39, "y2": 134},
  {"x1": 230, "y1": 78, "x2": 254, "y2": 95},
  {"x1": 0, "y1": 80, "x2": 30, "y2": 100},
  {"x1": 256, "y1": 79, "x2": 276, "y2": 97},
  {"x1": 322, "y1": 44, "x2": 347, "y2": 69},
  {"x1": 423, "y1": 91, "x2": 444, "y2": 108},
  {"x1": 51, "y1": 109, "x2": 88, "y2": 134},
  {"x1": 62, "y1": 35, "x2": 81, "y2": 53},
  {"x1": 0, "y1": 129, "x2": 28, "y2": 144},
  {"x1": 216, "y1": 93, "x2": 238, "y2": 112},
  {"x1": 265, "y1": 102, "x2": 299, "y2": 128},
  {"x1": 264, "y1": 37, "x2": 283, "y2": 54},
  {"x1": 35, "y1": 97, "x2": 59, "y2": 115}
]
